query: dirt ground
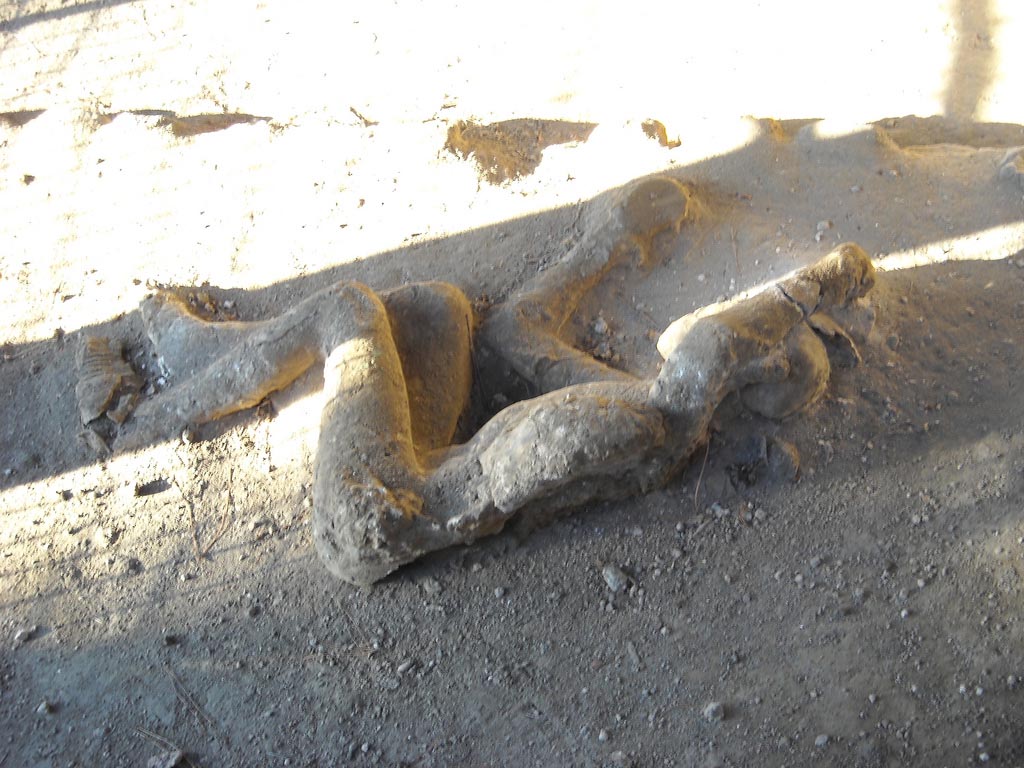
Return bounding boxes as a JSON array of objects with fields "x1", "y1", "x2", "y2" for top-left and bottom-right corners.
[{"x1": 3, "y1": 2, "x2": 1024, "y2": 766}]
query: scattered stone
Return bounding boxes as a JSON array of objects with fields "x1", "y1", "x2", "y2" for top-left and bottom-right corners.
[
  {"x1": 420, "y1": 577, "x2": 443, "y2": 597},
  {"x1": 250, "y1": 517, "x2": 274, "y2": 540},
  {"x1": 710, "y1": 502, "x2": 730, "y2": 519},
  {"x1": 14, "y1": 625, "x2": 38, "y2": 645},
  {"x1": 868, "y1": 693, "x2": 877, "y2": 704},
  {"x1": 146, "y1": 749, "x2": 185, "y2": 768},
  {"x1": 494, "y1": 587, "x2": 506, "y2": 599},
  {"x1": 900, "y1": 609, "x2": 910, "y2": 619},
  {"x1": 1007, "y1": 675, "x2": 1018, "y2": 688},
  {"x1": 598, "y1": 728, "x2": 609, "y2": 742},
  {"x1": 814, "y1": 734, "x2": 829, "y2": 748},
  {"x1": 95, "y1": 526, "x2": 121, "y2": 549},
  {"x1": 396, "y1": 660, "x2": 414, "y2": 675},
  {"x1": 36, "y1": 699, "x2": 54, "y2": 715},
  {"x1": 602, "y1": 565, "x2": 630, "y2": 593},
  {"x1": 809, "y1": 556, "x2": 823, "y2": 569},
  {"x1": 626, "y1": 641, "x2": 642, "y2": 670},
  {"x1": 702, "y1": 701, "x2": 725, "y2": 722},
  {"x1": 753, "y1": 507, "x2": 767, "y2": 522}
]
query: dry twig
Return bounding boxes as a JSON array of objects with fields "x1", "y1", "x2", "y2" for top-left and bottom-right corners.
[
  {"x1": 165, "y1": 664, "x2": 227, "y2": 745},
  {"x1": 692, "y1": 436, "x2": 712, "y2": 515}
]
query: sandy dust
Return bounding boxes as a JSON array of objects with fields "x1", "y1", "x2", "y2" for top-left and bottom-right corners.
[{"x1": 2, "y1": 1, "x2": 1024, "y2": 766}]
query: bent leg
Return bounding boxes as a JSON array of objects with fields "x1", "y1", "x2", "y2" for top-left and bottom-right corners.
[
  {"x1": 479, "y1": 175, "x2": 693, "y2": 393},
  {"x1": 117, "y1": 281, "x2": 394, "y2": 451}
]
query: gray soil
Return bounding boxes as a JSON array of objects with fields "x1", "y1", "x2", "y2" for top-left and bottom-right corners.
[{"x1": 2, "y1": 4, "x2": 1024, "y2": 765}]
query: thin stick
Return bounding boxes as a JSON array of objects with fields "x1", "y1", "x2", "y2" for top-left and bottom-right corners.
[
  {"x1": 135, "y1": 725, "x2": 177, "y2": 751},
  {"x1": 165, "y1": 664, "x2": 226, "y2": 744},
  {"x1": 197, "y1": 469, "x2": 234, "y2": 559},
  {"x1": 692, "y1": 435, "x2": 712, "y2": 515},
  {"x1": 172, "y1": 464, "x2": 232, "y2": 564},
  {"x1": 349, "y1": 106, "x2": 378, "y2": 127}
]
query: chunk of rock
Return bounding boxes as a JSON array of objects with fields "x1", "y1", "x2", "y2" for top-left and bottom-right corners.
[
  {"x1": 146, "y1": 750, "x2": 186, "y2": 768},
  {"x1": 602, "y1": 565, "x2": 630, "y2": 593},
  {"x1": 702, "y1": 701, "x2": 725, "y2": 722}
]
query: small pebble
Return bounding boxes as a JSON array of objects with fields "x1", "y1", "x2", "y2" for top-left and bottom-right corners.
[
  {"x1": 598, "y1": 729, "x2": 609, "y2": 742},
  {"x1": 979, "y1": 753, "x2": 990, "y2": 763},
  {"x1": 397, "y1": 660, "x2": 414, "y2": 675},
  {"x1": 814, "y1": 734, "x2": 829, "y2": 748},
  {"x1": 702, "y1": 701, "x2": 725, "y2": 722},
  {"x1": 602, "y1": 565, "x2": 630, "y2": 594},
  {"x1": 868, "y1": 694, "x2": 877, "y2": 704},
  {"x1": 1007, "y1": 675, "x2": 1018, "y2": 688},
  {"x1": 14, "y1": 625, "x2": 38, "y2": 645},
  {"x1": 36, "y1": 700, "x2": 53, "y2": 715},
  {"x1": 900, "y1": 609, "x2": 909, "y2": 619},
  {"x1": 809, "y1": 556, "x2": 823, "y2": 569},
  {"x1": 494, "y1": 587, "x2": 506, "y2": 599},
  {"x1": 421, "y1": 577, "x2": 442, "y2": 597}
]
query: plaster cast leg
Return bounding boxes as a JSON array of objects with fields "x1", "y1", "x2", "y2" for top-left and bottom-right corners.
[
  {"x1": 117, "y1": 281, "x2": 394, "y2": 451},
  {"x1": 479, "y1": 175, "x2": 694, "y2": 392},
  {"x1": 141, "y1": 292, "x2": 260, "y2": 380}
]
